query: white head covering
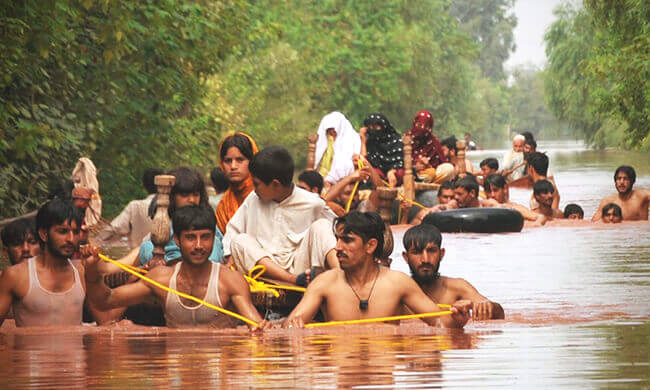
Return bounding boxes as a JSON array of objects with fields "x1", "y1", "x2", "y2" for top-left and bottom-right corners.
[
  {"x1": 71, "y1": 157, "x2": 102, "y2": 227},
  {"x1": 315, "y1": 112, "x2": 361, "y2": 184}
]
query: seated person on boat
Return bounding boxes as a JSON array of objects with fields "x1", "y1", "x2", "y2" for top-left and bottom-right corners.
[
  {"x1": 403, "y1": 224, "x2": 504, "y2": 321},
  {"x1": 360, "y1": 113, "x2": 404, "y2": 187},
  {"x1": 315, "y1": 111, "x2": 361, "y2": 191},
  {"x1": 284, "y1": 211, "x2": 471, "y2": 328},
  {"x1": 83, "y1": 205, "x2": 267, "y2": 329}
]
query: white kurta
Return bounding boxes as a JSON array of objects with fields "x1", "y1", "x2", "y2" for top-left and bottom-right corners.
[{"x1": 222, "y1": 186, "x2": 337, "y2": 270}]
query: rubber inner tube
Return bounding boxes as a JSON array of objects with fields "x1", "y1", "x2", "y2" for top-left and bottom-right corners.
[{"x1": 422, "y1": 207, "x2": 524, "y2": 233}]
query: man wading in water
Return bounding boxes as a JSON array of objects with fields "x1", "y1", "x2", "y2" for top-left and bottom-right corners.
[
  {"x1": 284, "y1": 211, "x2": 471, "y2": 328},
  {"x1": 403, "y1": 224, "x2": 504, "y2": 321},
  {"x1": 83, "y1": 205, "x2": 268, "y2": 329},
  {"x1": 592, "y1": 166, "x2": 649, "y2": 221}
]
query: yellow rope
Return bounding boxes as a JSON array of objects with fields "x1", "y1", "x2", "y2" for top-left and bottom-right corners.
[
  {"x1": 345, "y1": 158, "x2": 365, "y2": 213},
  {"x1": 98, "y1": 254, "x2": 260, "y2": 328},
  {"x1": 304, "y1": 310, "x2": 453, "y2": 328}
]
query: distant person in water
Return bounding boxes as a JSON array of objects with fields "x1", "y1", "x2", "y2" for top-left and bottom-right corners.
[
  {"x1": 592, "y1": 166, "x2": 649, "y2": 221},
  {"x1": 98, "y1": 167, "x2": 163, "y2": 249},
  {"x1": 531, "y1": 180, "x2": 563, "y2": 219},
  {"x1": 411, "y1": 181, "x2": 456, "y2": 224},
  {"x1": 1, "y1": 218, "x2": 40, "y2": 267},
  {"x1": 84, "y1": 205, "x2": 268, "y2": 329},
  {"x1": 527, "y1": 152, "x2": 560, "y2": 210},
  {"x1": 284, "y1": 212, "x2": 471, "y2": 328},
  {"x1": 563, "y1": 204, "x2": 584, "y2": 220},
  {"x1": 404, "y1": 224, "x2": 504, "y2": 321},
  {"x1": 360, "y1": 113, "x2": 404, "y2": 187},
  {"x1": 223, "y1": 146, "x2": 338, "y2": 287},
  {"x1": 483, "y1": 174, "x2": 546, "y2": 226},
  {"x1": 601, "y1": 203, "x2": 623, "y2": 224},
  {"x1": 464, "y1": 132, "x2": 478, "y2": 151}
]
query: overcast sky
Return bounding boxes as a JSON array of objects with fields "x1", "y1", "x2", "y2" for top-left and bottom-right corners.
[{"x1": 505, "y1": 0, "x2": 565, "y2": 70}]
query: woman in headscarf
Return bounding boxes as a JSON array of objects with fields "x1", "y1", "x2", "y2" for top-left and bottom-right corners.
[
  {"x1": 215, "y1": 132, "x2": 258, "y2": 234},
  {"x1": 361, "y1": 113, "x2": 403, "y2": 187},
  {"x1": 315, "y1": 112, "x2": 361, "y2": 189},
  {"x1": 404, "y1": 110, "x2": 452, "y2": 183}
]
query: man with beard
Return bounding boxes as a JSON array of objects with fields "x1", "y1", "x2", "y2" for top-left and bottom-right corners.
[
  {"x1": 483, "y1": 174, "x2": 546, "y2": 226},
  {"x1": 284, "y1": 211, "x2": 471, "y2": 328},
  {"x1": 403, "y1": 224, "x2": 504, "y2": 321},
  {"x1": 83, "y1": 205, "x2": 268, "y2": 329},
  {"x1": 0, "y1": 199, "x2": 87, "y2": 326},
  {"x1": 502, "y1": 135, "x2": 526, "y2": 182},
  {"x1": 1, "y1": 218, "x2": 40, "y2": 269},
  {"x1": 531, "y1": 180, "x2": 563, "y2": 219},
  {"x1": 592, "y1": 166, "x2": 649, "y2": 221}
]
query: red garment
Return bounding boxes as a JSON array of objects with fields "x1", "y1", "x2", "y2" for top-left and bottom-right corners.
[{"x1": 405, "y1": 111, "x2": 445, "y2": 168}]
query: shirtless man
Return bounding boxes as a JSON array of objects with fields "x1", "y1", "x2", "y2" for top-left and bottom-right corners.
[
  {"x1": 411, "y1": 181, "x2": 455, "y2": 224},
  {"x1": 403, "y1": 224, "x2": 504, "y2": 320},
  {"x1": 285, "y1": 211, "x2": 470, "y2": 328},
  {"x1": 441, "y1": 137, "x2": 474, "y2": 175},
  {"x1": 592, "y1": 166, "x2": 649, "y2": 221},
  {"x1": 527, "y1": 152, "x2": 559, "y2": 210},
  {"x1": 0, "y1": 200, "x2": 88, "y2": 326},
  {"x1": 483, "y1": 174, "x2": 545, "y2": 226},
  {"x1": 531, "y1": 180, "x2": 563, "y2": 219},
  {"x1": 83, "y1": 205, "x2": 267, "y2": 329}
]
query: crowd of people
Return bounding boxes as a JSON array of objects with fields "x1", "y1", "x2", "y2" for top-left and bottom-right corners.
[{"x1": 0, "y1": 110, "x2": 647, "y2": 332}]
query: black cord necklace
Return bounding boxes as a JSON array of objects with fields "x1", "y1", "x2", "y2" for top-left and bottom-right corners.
[{"x1": 345, "y1": 265, "x2": 380, "y2": 311}]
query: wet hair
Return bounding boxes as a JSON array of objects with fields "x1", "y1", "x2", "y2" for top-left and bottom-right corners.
[
  {"x1": 210, "y1": 167, "x2": 230, "y2": 192},
  {"x1": 480, "y1": 158, "x2": 498, "y2": 171},
  {"x1": 35, "y1": 199, "x2": 84, "y2": 246},
  {"x1": 334, "y1": 211, "x2": 385, "y2": 259},
  {"x1": 527, "y1": 152, "x2": 549, "y2": 176},
  {"x1": 143, "y1": 167, "x2": 164, "y2": 194},
  {"x1": 167, "y1": 166, "x2": 209, "y2": 216},
  {"x1": 533, "y1": 179, "x2": 555, "y2": 195},
  {"x1": 249, "y1": 146, "x2": 294, "y2": 187},
  {"x1": 172, "y1": 205, "x2": 217, "y2": 236},
  {"x1": 602, "y1": 203, "x2": 622, "y2": 219},
  {"x1": 454, "y1": 176, "x2": 479, "y2": 196},
  {"x1": 441, "y1": 136, "x2": 457, "y2": 153},
  {"x1": 524, "y1": 138, "x2": 537, "y2": 150},
  {"x1": 614, "y1": 166, "x2": 636, "y2": 185},
  {"x1": 220, "y1": 133, "x2": 255, "y2": 162},
  {"x1": 437, "y1": 180, "x2": 455, "y2": 196},
  {"x1": 520, "y1": 131, "x2": 535, "y2": 142},
  {"x1": 563, "y1": 203, "x2": 584, "y2": 218},
  {"x1": 298, "y1": 170, "x2": 324, "y2": 193},
  {"x1": 1, "y1": 218, "x2": 36, "y2": 247},
  {"x1": 403, "y1": 224, "x2": 442, "y2": 252},
  {"x1": 484, "y1": 174, "x2": 506, "y2": 192}
]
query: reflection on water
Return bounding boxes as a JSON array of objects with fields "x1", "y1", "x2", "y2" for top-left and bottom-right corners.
[{"x1": 1, "y1": 141, "x2": 648, "y2": 388}]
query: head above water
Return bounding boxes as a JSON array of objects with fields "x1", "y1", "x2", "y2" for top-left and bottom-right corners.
[
  {"x1": 614, "y1": 165, "x2": 636, "y2": 195},
  {"x1": 533, "y1": 179, "x2": 554, "y2": 196},
  {"x1": 454, "y1": 176, "x2": 479, "y2": 207},
  {"x1": 143, "y1": 167, "x2": 164, "y2": 194},
  {"x1": 524, "y1": 138, "x2": 537, "y2": 154},
  {"x1": 403, "y1": 224, "x2": 444, "y2": 285},
  {"x1": 35, "y1": 199, "x2": 83, "y2": 260},
  {"x1": 563, "y1": 203, "x2": 584, "y2": 219},
  {"x1": 512, "y1": 135, "x2": 525, "y2": 152},
  {"x1": 602, "y1": 203, "x2": 622, "y2": 223},
  {"x1": 480, "y1": 158, "x2": 499, "y2": 176},
  {"x1": 437, "y1": 180, "x2": 455, "y2": 204},
  {"x1": 484, "y1": 174, "x2": 508, "y2": 203},
  {"x1": 172, "y1": 205, "x2": 216, "y2": 265},
  {"x1": 1, "y1": 218, "x2": 40, "y2": 265},
  {"x1": 334, "y1": 211, "x2": 385, "y2": 260},
  {"x1": 297, "y1": 170, "x2": 324, "y2": 194},
  {"x1": 527, "y1": 152, "x2": 549, "y2": 177}
]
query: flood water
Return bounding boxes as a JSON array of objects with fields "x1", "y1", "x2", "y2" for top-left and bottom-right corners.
[{"x1": 1, "y1": 141, "x2": 649, "y2": 388}]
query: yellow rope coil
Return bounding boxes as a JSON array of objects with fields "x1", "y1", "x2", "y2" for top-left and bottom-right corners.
[
  {"x1": 98, "y1": 254, "x2": 259, "y2": 328},
  {"x1": 304, "y1": 310, "x2": 452, "y2": 328},
  {"x1": 244, "y1": 265, "x2": 307, "y2": 296}
]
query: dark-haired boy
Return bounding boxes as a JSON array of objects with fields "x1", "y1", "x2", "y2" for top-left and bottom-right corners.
[
  {"x1": 285, "y1": 212, "x2": 471, "y2": 328},
  {"x1": 0, "y1": 199, "x2": 88, "y2": 326},
  {"x1": 527, "y1": 152, "x2": 560, "y2": 210},
  {"x1": 563, "y1": 204, "x2": 584, "y2": 220},
  {"x1": 531, "y1": 180, "x2": 563, "y2": 219},
  {"x1": 592, "y1": 166, "x2": 649, "y2": 221},
  {"x1": 601, "y1": 203, "x2": 623, "y2": 224},
  {"x1": 403, "y1": 224, "x2": 503, "y2": 321},
  {"x1": 83, "y1": 205, "x2": 267, "y2": 329},
  {"x1": 1, "y1": 218, "x2": 40, "y2": 267},
  {"x1": 223, "y1": 146, "x2": 338, "y2": 286},
  {"x1": 297, "y1": 170, "x2": 324, "y2": 195},
  {"x1": 479, "y1": 158, "x2": 499, "y2": 181},
  {"x1": 483, "y1": 174, "x2": 546, "y2": 226}
]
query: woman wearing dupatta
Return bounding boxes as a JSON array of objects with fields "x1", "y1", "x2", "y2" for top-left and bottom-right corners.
[
  {"x1": 361, "y1": 113, "x2": 404, "y2": 187},
  {"x1": 215, "y1": 133, "x2": 258, "y2": 234},
  {"x1": 404, "y1": 110, "x2": 453, "y2": 183},
  {"x1": 314, "y1": 111, "x2": 361, "y2": 189}
]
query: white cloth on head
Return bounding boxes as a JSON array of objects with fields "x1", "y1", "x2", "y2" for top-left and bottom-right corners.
[
  {"x1": 71, "y1": 157, "x2": 102, "y2": 227},
  {"x1": 315, "y1": 111, "x2": 361, "y2": 184}
]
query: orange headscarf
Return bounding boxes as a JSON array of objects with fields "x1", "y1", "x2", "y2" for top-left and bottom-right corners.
[{"x1": 215, "y1": 132, "x2": 259, "y2": 233}]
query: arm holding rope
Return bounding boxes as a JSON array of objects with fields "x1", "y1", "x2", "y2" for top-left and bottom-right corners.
[{"x1": 220, "y1": 267, "x2": 270, "y2": 329}]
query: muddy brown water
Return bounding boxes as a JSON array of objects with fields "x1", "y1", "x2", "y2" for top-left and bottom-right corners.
[{"x1": 1, "y1": 141, "x2": 649, "y2": 388}]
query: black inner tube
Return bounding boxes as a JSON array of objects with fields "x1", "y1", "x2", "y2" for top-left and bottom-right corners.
[{"x1": 422, "y1": 207, "x2": 524, "y2": 233}]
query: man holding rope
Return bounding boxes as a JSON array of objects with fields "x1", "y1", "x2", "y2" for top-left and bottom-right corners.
[
  {"x1": 284, "y1": 211, "x2": 471, "y2": 328},
  {"x1": 83, "y1": 205, "x2": 268, "y2": 330}
]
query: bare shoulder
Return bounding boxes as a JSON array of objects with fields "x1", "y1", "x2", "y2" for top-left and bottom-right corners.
[
  {"x1": 383, "y1": 268, "x2": 419, "y2": 289},
  {"x1": 443, "y1": 276, "x2": 475, "y2": 294},
  {"x1": 311, "y1": 268, "x2": 342, "y2": 288},
  {"x1": 1, "y1": 262, "x2": 28, "y2": 283},
  {"x1": 145, "y1": 264, "x2": 174, "y2": 285}
]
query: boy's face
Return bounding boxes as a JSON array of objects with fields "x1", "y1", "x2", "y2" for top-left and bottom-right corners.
[
  {"x1": 567, "y1": 212, "x2": 583, "y2": 220},
  {"x1": 253, "y1": 177, "x2": 280, "y2": 202},
  {"x1": 3, "y1": 232, "x2": 40, "y2": 265}
]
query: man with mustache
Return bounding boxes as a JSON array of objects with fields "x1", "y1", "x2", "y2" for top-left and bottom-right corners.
[
  {"x1": 592, "y1": 166, "x2": 649, "y2": 221},
  {"x1": 83, "y1": 205, "x2": 267, "y2": 329},
  {"x1": 284, "y1": 211, "x2": 471, "y2": 328},
  {"x1": 0, "y1": 199, "x2": 87, "y2": 326},
  {"x1": 531, "y1": 180, "x2": 563, "y2": 219},
  {"x1": 403, "y1": 224, "x2": 504, "y2": 321}
]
